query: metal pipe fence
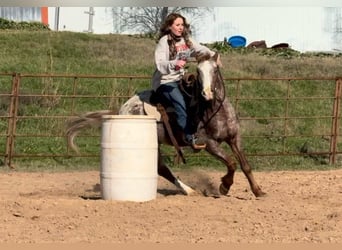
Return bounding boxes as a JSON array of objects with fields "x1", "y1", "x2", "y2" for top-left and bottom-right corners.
[{"x1": 0, "y1": 73, "x2": 341, "y2": 168}]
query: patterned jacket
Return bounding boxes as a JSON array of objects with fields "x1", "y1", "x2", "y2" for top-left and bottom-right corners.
[{"x1": 151, "y1": 35, "x2": 215, "y2": 91}]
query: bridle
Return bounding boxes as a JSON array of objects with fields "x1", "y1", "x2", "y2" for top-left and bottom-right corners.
[{"x1": 198, "y1": 64, "x2": 226, "y2": 129}]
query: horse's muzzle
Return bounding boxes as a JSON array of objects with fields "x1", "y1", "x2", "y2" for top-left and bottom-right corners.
[{"x1": 201, "y1": 88, "x2": 214, "y2": 101}]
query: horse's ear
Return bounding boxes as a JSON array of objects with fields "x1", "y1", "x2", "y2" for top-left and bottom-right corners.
[
  {"x1": 212, "y1": 52, "x2": 218, "y2": 61},
  {"x1": 212, "y1": 52, "x2": 223, "y2": 68}
]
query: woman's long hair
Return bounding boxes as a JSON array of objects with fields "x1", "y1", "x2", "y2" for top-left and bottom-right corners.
[{"x1": 157, "y1": 13, "x2": 193, "y2": 60}]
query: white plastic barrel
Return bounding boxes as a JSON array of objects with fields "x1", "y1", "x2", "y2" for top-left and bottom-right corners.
[{"x1": 100, "y1": 115, "x2": 158, "y2": 201}]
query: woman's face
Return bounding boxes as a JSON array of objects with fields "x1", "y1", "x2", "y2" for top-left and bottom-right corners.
[{"x1": 170, "y1": 17, "x2": 184, "y2": 37}]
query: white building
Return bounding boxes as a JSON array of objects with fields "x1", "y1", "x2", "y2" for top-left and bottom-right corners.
[
  {"x1": 47, "y1": 7, "x2": 342, "y2": 52},
  {"x1": 202, "y1": 7, "x2": 341, "y2": 52}
]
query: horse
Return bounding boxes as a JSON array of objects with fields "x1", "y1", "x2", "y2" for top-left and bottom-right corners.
[{"x1": 66, "y1": 53, "x2": 266, "y2": 198}]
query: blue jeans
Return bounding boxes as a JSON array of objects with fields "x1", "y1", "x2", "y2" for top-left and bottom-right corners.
[{"x1": 157, "y1": 82, "x2": 192, "y2": 140}]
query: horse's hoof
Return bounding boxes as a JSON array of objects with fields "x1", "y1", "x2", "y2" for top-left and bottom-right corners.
[
  {"x1": 202, "y1": 189, "x2": 221, "y2": 198},
  {"x1": 219, "y1": 183, "x2": 229, "y2": 195},
  {"x1": 255, "y1": 190, "x2": 267, "y2": 198},
  {"x1": 187, "y1": 190, "x2": 200, "y2": 196},
  {"x1": 175, "y1": 179, "x2": 197, "y2": 196}
]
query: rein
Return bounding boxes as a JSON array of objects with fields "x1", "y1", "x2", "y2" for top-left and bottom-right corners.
[
  {"x1": 177, "y1": 65, "x2": 226, "y2": 130},
  {"x1": 179, "y1": 73, "x2": 197, "y2": 98}
]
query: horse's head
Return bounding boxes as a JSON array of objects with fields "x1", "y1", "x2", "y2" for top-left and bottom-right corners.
[{"x1": 196, "y1": 52, "x2": 220, "y2": 101}]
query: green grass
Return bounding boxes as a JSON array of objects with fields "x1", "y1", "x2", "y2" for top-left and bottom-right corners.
[{"x1": 1, "y1": 30, "x2": 342, "y2": 171}]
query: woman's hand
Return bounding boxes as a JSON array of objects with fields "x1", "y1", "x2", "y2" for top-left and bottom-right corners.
[{"x1": 175, "y1": 59, "x2": 186, "y2": 70}]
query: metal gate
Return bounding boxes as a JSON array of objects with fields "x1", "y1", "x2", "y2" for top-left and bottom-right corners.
[{"x1": 1, "y1": 73, "x2": 341, "y2": 168}]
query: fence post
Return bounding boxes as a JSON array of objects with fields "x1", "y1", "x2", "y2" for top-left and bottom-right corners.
[
  {"x1": 329, "y1": 78, "x2": 342, "y2": 164},
  {"x1": 4, "y1": 73, "x2": 20, "y2": 168}
]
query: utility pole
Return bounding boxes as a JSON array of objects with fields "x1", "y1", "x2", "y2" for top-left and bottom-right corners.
[
  {"x1": 84, "y1": 7, "x2": 94, "y2": 33},
  {"x1": 54, "y1": 7, "x2": 60, "y2": 31}
]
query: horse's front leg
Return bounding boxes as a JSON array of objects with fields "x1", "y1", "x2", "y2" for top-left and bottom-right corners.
[
  {"x1": 228, "y1": 137, "x2": 266, "y2": 197},
  {"x1": 205, "y1": 139, "x2": 238, "y2": 196},
  {"x1": 157, "y1": 151, "x2": 196, "y2": 195}
]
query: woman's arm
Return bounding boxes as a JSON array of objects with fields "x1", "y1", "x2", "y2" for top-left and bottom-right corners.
[
  {"x1": 190, "y1": 37, "x2": 215, "y2": 57},
  {"x1": 154, "y1": 36, "x2": 177, "y2": 74},
  {"x1": 190, "y1": 37, "x2": 222, "y2": 67}
]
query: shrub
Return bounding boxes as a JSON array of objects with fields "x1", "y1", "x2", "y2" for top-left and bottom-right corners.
[{"x1": 0, "y1": 17, "x2": 50, "y2": 31}]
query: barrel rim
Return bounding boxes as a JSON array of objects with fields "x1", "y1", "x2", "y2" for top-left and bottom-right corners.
[{"x1": 102, "y1": 115, "x2": 156, "y2": 120}]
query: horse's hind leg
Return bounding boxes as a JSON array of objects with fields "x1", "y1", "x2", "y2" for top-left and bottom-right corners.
[
  {"x1": 228, "y1": 137, "x2": 266, "y2": 197},
  {"x1": 205, "y1": 139, "x2": 237, "y2": 196},
  {"x1": 157, "y1": 151, "x2": 196, "y2": 195}
]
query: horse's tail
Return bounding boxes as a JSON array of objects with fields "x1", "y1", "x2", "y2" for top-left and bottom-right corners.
[{"x1": 65, "y1": 110, "x2": 117, "y2": 154}]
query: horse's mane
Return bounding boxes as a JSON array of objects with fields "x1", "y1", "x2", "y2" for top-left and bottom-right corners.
[{"x1": 195, "y1": 52, "x2": 212, "y2": 63}]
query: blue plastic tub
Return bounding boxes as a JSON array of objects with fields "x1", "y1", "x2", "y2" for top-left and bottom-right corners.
[{"x1": 227, "y1": 35, "x2": 247, "y2": 48}]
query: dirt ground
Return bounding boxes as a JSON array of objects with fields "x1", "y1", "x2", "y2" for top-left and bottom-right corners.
[{"x1": 0, "y1": 168, "x2": 341, "y2": 243}]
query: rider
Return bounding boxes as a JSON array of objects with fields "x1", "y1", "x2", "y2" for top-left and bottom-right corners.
[{"x1": 151, "y1": 12, "x2": 221, "y2": 150}]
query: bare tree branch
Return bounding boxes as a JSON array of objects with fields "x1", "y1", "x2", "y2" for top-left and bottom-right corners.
[{"x1": 110, "y1": 7, "x2": 213, "y2": 36}]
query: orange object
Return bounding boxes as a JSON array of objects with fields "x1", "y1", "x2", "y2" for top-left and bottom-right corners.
[{"x1": 41, "y1": 7, "x2": 48, "y2": 25}]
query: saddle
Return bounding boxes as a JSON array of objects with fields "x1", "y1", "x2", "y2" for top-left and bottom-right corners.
[{"x1": 144, "y1": 73, "x2": 202, "y2": 163}]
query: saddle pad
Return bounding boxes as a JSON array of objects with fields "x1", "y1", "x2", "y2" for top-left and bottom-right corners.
[{"x1": 143, "y1": 102, "x2": 161, "y2": 121}]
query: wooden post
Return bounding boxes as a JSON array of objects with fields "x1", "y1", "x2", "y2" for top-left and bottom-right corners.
[
  {"x1": 329, "y1": 78, "x2": 342, "y2": 164},
  {"x1": 4, "y1": 73, "x2": 20, "y2": 168}
]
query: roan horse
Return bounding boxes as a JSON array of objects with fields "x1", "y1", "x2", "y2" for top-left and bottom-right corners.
[{"x1": 66, "y1": 53, "x2": 266, "y2": 198}]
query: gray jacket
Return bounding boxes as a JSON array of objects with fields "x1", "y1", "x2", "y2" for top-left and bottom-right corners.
[{"x1": 151, "y1": 35, "x2": 215, "y2": 91}]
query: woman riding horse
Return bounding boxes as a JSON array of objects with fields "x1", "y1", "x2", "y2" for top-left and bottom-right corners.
[
  {"x1": 66, "y1": 14, "x2": 265, "y2": 198},
  {"x1": 66, "y1": 53, "x2": 266, "y2": 198},
  {"x1": 152, "y1": 13, "x2": 222, "y2": 150}
]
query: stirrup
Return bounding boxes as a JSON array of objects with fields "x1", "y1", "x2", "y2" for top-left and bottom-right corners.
[
  {"x1": 186, "y1": 135, "x2": 206, "y2": 150},
  {"x1": 191, "y1": 142, "x2": 207, "y2": 150}
]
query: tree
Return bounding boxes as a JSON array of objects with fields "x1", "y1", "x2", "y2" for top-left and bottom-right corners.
[
  {"x1": 110, "y1": 7, "x2": 213, "y2": 37},
  {"x1": 324, "y1": 7, "x2": 342, "y2": 50}
]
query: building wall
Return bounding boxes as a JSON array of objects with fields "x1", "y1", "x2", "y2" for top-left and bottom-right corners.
[
  {"x1": 197, "y1": 7, "x2": 338, "y2": 52},
  {"x1": 47, "y1": 7, "x2": 113, "y2": 33},
  {"x1": 0, "y1": 7, "x2": 47, "y2": 24}
]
